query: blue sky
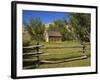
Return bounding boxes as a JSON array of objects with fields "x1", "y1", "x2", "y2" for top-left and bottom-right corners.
[{"x1": 23, "y1": 10, "x2": 70, "y2": 24}]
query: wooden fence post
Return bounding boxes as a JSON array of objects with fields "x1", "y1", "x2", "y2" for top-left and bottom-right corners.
[
  {"x1": 82, "y1": 44, "x2": 86, "y2": 57},
  {"x1": 36, "y1": 42, "x2": 40, "y2": 67}
]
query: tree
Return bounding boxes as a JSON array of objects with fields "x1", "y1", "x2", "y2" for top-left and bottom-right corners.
[
  {"x1": 69, "y1": 13, "x2": 91, "y2": 42},
  {"x1": 48, "y1": 19, "x2": 75, "y2": 41},
  {"x1": 48, "y1": 23, "x2": 57, "y2": 31},
  {"x1": 24, "y1": 17, "x2": 45, "y2": 42}
]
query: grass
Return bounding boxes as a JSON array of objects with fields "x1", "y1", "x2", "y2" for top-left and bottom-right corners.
[
  {"x1": 23, "y1": 41, "x2": 91, "y2": 69},
  {"x1": 39, "y1": 57, "x2": 90, "y2": 68}
]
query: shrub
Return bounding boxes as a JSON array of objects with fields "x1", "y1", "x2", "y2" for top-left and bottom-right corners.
[{"x1": 23, "y1": 39, "x2": 30, "y2": 47}]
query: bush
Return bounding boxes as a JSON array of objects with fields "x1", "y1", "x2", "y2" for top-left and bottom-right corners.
[{"x1": 23, "y1": 39, "x2": 30, "y2": 47}]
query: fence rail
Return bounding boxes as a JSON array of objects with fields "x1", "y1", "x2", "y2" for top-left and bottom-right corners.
[
  {"x1": 23, "y1": 43, "x2": 90, "y2": 69},
  {"x1": 23, "y1": 45, "x2": 44, "y2": 49},
  {"x1": 40, "y1": 56, "x2": 87, "y2": 64},
  {"x1": 23, "y1": 52, "x2": 43, "y2": 56},
  {"x1": 23, "y1": 59, "x2": 38, "y2": 62},
  {"x1": 41, "y1": 46, "x2": 83, "y2": 49}
]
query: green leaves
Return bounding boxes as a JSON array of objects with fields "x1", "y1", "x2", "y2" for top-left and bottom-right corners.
[
  {"x1": 24, "y1": 17, "x2": 45, "y2": 42},
  {"x1": 70, "y1": 13, "x2": 91, "y2": 42},
  {"x1": 47, "y1": 19, "x2": 75, "y2": 41}
]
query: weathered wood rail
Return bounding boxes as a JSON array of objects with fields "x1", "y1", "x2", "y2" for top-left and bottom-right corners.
[
  {"x1": 41, "y1": 45, "x2": 83, "y2": 49},
  {"x1": 23, "y1": 43, "x2": 89, "y2": 69},
  {"x1": 40, "y1": 56, "x2": 87, "y2": 64}
]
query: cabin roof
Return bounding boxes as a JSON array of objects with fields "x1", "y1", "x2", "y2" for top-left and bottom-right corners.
[{"x1": 47, "y1": 31, "x2": 62, "y2": 37}]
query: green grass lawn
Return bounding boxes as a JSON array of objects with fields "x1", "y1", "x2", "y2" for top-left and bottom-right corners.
[{"x1": 23, "y1": 41, "x2": 91, "y2": 69}]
